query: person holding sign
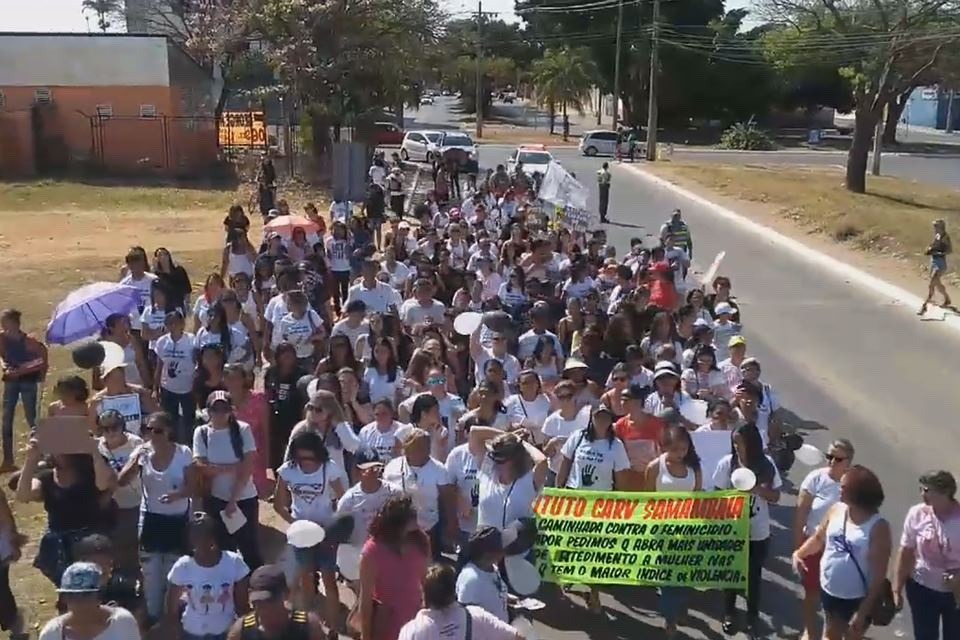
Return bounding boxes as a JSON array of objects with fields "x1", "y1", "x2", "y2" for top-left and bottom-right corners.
[
  {"x1": 92, "y1": 349, "x2": 157, "y2": 439},
  {"x1": 712, "y1": 423, "x2": 782, "y2": 636},
  {"x1": 645, "y1": 426, "x2": 702, "y2": 638},
  {"x1": 555, "y1": 406, "x2": 631, "y2": 614}
]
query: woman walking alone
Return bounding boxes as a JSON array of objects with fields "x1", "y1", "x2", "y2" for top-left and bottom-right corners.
[{"x1": 919, "y1": 219, "x2": 954, "y2": 315}]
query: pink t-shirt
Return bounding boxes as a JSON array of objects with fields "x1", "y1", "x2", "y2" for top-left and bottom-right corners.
[
  {"x1": 363, "y1": 536, "x2": 430, "y2": 640},
  {"x1": 900, "y1": 502, "x2": 960, "y2": 591},
  {"x1": 398, "y1": 605, "x2": 517, "y2": 640},
  {"x1": 233, "y1": 391, "x2": 270, "y2": 496}
]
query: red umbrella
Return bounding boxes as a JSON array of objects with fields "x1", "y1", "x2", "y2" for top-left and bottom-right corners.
[{"x1": 263, "y1": 214, "x2": 321, "y2": 237}]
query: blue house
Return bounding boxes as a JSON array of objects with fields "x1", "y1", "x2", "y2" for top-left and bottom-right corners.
[{"x1": 902, "y1": 86, "x2": 960, "y2": 131}]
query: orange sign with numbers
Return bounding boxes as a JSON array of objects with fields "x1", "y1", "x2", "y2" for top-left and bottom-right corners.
[{"x1": 218, "y1": 111, "x2": 267, "y2": 147}]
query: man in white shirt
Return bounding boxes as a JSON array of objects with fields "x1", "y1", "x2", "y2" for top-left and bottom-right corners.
[
  {"x1": 346, "y1": 259, "x2": 401, "y2": 314},
  {"x1": 400, "y1": 279, "x2": 446, "y2": 332}
]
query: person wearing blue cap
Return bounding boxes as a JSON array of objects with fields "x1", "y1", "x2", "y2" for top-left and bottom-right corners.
[{"x1": 38, "y1": 561, "x2": 140, "y2": 640}]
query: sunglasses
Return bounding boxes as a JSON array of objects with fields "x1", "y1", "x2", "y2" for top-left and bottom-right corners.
[
  {"x1": 426, "y1": 376, "x2": 447, "y2": 386},
  {"x1": 825, "y1": 453, "x2": 847, "y2": 463}
]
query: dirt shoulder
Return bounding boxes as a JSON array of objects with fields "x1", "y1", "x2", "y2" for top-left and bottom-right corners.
[{"x1": 645, "y1": 162, "x2": 960, "y2": 301}]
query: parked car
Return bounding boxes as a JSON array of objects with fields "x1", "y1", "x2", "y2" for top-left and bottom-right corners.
[
  {"x1": 400, "y1": 130, "x2": 443, "y2": 162},
  {"x1": 437, "y1": 131, "x2": 479, "y2": 165},
  {"x1": 420, "y1": 95, "x2": 435, "y2": 106},
  {"x1": 578, "y1": 129, "x2": 622, "y2": 156},
  {"x1": 371, "y1": 121, "x2": 404, "y2": 147},
  {"x1": 507, "y1": 144, "x2": 553, "y2": 177}
]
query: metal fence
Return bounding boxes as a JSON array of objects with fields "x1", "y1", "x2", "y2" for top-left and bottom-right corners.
[{"x1": 89, "y1": 114, "x2": 221, "y2": 176}]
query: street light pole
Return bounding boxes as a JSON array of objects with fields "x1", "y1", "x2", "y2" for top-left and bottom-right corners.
[
  {"x1": 645, "y1": 0, "x2": 660, "y2": 161},
  {"x1": 612, "y1": 0, "x2": 624, "y2": 131},
  {"x1": 475, "y1": 0, "x2": 484, "y2": 139},
  {"x1": 871, "y1": 104, "x2": 885, "y2": 176}
]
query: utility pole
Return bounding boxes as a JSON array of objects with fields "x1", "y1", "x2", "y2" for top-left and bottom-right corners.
[
  {"x1": 645, "y1": 0, "x2": 660, "y2": 161},
  {"x1": 612, "y1": 0, "x2": 624, "y2": 131},
  {"x1": 475, "y1": 0, "x2": 484, "y2": 139},
  {"x1": 871, "y1": 104, "x2": 885, "y2": 176},
  {"x1": 947, "y1": 89, "x2": 955, "y2": 134}
]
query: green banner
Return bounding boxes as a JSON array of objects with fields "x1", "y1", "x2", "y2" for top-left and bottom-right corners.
[{"x1": 532, "y1": 488, "x2": 750, "y2": 589}]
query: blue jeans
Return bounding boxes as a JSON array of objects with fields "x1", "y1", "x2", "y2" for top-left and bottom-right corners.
[
  {"x1": 906, "y1": 578, "x2": 960, "y2": 640},
  {"x1": 2, "y1": 380, "x2": 38, "y2": 462}
]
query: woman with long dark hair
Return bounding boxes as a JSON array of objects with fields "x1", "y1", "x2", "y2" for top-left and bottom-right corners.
[
  {"x1": 274, "y1": 430, "x2": 346, "y2": 625},
  {"x1": 356, "y1": 495, "x2": 431, "y2": 640},
  {"x1": 681, "y1": 344, "x2": 729, "y2": 401},
  {"x1": 316, "y1": 334, "x2": 361, "y2": 377},
  {"x1": 192, "y1": 273, "x2": 225, "y2": 333},
  {"x1": 284, "y1": 389, "x2": 360, "y2": 475},
  {"x1": 224, "y1": 363, "x2": 271, "y2": 497},
  {"x1": 713, "y1": 422, "x2": 782, "y2": 635},
  {"x1": 96, "y1": 313, "x2": 150, "y2": 388},
  {"x1": 363, "y1": 337, "x2": 404, "y2": 405},
  {"x1": 919, "y1": 219, "x2": 954, "y2": 314},
  {"x1": 526, "y1": 334, "x2": 561, "y2": 385},
  {"x1": 153, "y1": 247, "x2": 191, "y2": 310},
  {"x1": 646, "y1": 426, "x2": 702, "y2": 637},
  {"x1": 556, "y1": 406, "x2": 630, "y2": 613},
  {"x1": 193, "y1": 390, "x2": 262, "y2": 570},
  {"x1": 192, "y1": 343, "x2": 227, "y2": 410},
  {"x1": 263, "y1": 342, "x2": 307, "y2": 471}
]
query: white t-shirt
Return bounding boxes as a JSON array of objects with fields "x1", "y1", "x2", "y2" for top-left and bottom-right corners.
[
  {"x1": 358, "y1": 420, "x2": 409, "y2": 463},
  {"x1": 517, "y1": 329, "x2": 564, "y2": 361},
  {"x1": 560, "y1": 430, "x2": 630, "y2": 491},
  {"x1": 400, "y1": 299, "x2": 446, "y2": 328},
  {"x1": 713, "y1": 454, "x2": 783, "y2": 540},
  {"x1": 326, "y1": 237, "x2": 352, "y2": 272},
  {"x1": 398, "y1": 604, "x2": 517, "y2": 640},
  {"x1": 99, "y1": 434, "x2": 144, "y2": 510},
  {"x1": 363, "y1": 367, "x2": 404, "y2": 404},
  {"x1": 476, "y1": 457, "x2": 537, "y2": 530},
  {"x1": 504, "y1": 394, "x2": 551, "y2": 444},
  {"x1": 277, "y1": 460, "x2": 347, "y2": 526},
  {"x1": 39, "y1": 607, "x2": 140, "y2": 640},
  {"x1": 369, "y1": 164, "x2": 387, "y2": 187},
  {"x1": 167, "y1": 551, "x2": 250, "y2": 636},
  {"x1": 444, "y1": 444, "x2": 482, "y2": 534},
  {"x1": 382, "y1": 456, "x2": 451, "y2": 531},
  {"x1": 337, "y1": 480, "x2": 403, "y2": 545},
  {"x1": 193, "y1": 296, "x2": 215, "y2": 327},
  {"x1": 347, "y1": 282, "x2": 402, "y2": 314},
  {"x1": 400, "y1": 393, "x2": 465, "y2": 435},
  {"x1": 381, "y1": 261, "x2": 412, "y2": 289},
  {"x1": 473, "y1": 348, "x2": 521, "y2": 386},
  {"x1": 562, "y1": 277, "x2": 596, "y2": 300},
  {"x1": 456, "y1": 563, "x2": 509, "y2": 622},
  {"x1": 121, "y1": 272, "x2": 157, "y2": 330},
  {"x1": 139, "y1": 443, "x2": 194, "y2": 515},
  {"x1": 541, "y1": 408, "x2": 590, "y2": 472},
  {"x1": 155, "y1": 333, "x2": 196, "y2": 395},
  {"x1": 272, "y1": 310, "x2": 322, "y2": 358},
  {"x1": 196, "y1": 324, "x2": 250, "y2": 365},
  {"x1": 331, "y1": 318, "x2": 370, "y2": 349},
  {"x1": 799, "y1": 467, "x2": 841, "y2": 536},
  {"x1": 192, "y1": 422, "x2": 258, "y2": 502},
  {"x1": 139, "y1": 304, "x2": 168, "y2": 350}
]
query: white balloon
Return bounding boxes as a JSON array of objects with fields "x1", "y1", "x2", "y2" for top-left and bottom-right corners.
[
  {"x1": 731, "y1": 467, "x2": 757, "y2": 492},
  {"x1": 795, "y1": 444, "x2": 825, "y2": 466},
  {"x1": 286, "y1": 520, "x2": 326, "y2": 549},
  {"x1": 679, "y1": 399, "x2": 709, "y2": 425},
  {"x1": 512, "y1": 616, "x2": 540, "y2": 640},
  {"x1": 337, "y1": 544, "x2": 362, "y2": 582},
  {"x1": 504, "y1": 555, "x2": 541, "y2": 596},
  {"x1": 453, "y1": 311, "x2": 483, "y2": 335},
  {"x1": 99, "y1": 340, "x2": 126, "y2": 374}
]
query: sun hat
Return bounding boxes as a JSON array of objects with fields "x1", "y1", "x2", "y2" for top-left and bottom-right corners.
[
  {"x1": 58, "y1": 562, "x2": 102, "y2": 594},
  {"x1": 728, "y1": 335, "x2": 747, "y2": 348},
  {"x1": 563, "y1": 358, "x2": 589, "y2": 372},
  {"x1": 353, "y1": 448, "x2": 385, "y2": 470},
  {"x1": 714, "y1": 302, "x2": 735, "y2": 316}
]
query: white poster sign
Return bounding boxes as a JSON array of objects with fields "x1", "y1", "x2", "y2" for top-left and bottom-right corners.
[
  {"x1": 692, "y1": 429, "x2": 733, "y2": 490},
  {"x1": 100, "y1": 393, "x2": 143, "y2": 435}
]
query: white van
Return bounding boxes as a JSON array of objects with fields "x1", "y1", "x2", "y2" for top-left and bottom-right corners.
[{"x1": 578, "y1": 130, "x2": 621, "y2": 156}]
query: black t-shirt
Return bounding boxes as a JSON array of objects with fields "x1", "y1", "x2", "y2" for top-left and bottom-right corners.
[
  {"x1": 102, "y1": 570, "x2": 141, "y2": 612},
  {"x1": 38, "y1": 468, "x2": 106, "y2": 533},
  {"x1": 157, "y1": 266, "x2": 192, "y2": 310}
]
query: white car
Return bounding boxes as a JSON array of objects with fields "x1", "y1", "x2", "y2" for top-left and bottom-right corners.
[
  {"x1": 420, "y1": 95, "x2": 434, "y2": 106},
  {"x1": 400, "y1": 130, "x2": 443, "y2": 162},
  {"x1": 507, "y1": 146, "x2": 553, "y2": 177},
  {"x1": 437, "y1": 131, "x2": 478, "y2": 163},
  {"x1": 579, "y1": 129, "x2": 621, "y2": 156}
]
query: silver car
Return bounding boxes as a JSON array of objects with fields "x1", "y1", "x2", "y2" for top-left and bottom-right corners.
[
  {"x1": 400, "y1": 130, "x2": 443, "y2": 162},
  {"x1": 579, "y1": 129, "x2": 621, "y2": 157}
]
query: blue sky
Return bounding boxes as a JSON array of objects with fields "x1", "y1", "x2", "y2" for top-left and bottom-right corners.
[{"x1": 8, "y1": 0, "x2": 754, "y2": 31}]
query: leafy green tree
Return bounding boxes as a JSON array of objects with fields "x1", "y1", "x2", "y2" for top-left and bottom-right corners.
[{"x1": 530, "y1": 46, "x2": 597, "y2": 140}]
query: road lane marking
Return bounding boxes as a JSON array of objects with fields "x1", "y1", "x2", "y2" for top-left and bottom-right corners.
[{"x1": 620, "y1": 163, "x2": 960, "y2": 335}]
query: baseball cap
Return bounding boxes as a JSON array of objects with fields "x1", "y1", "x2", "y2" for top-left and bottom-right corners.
[
  {"x1": 266, "y1": 231, "x2": 282, "y2": 242},
  {"x1": 693, "y1": 318, "x2": 711, "y2": 329},
  {"x1": 728, "y1": 335, "x2": 747, "y2": 348},
  {"x1": 248, "y1": 564, "x2": 287, "y2": 603},
  {"x1": 99, "y1": 340, "x2": 127, "y2": 376},
  {"x1": 652, "y1": 367, "x2": 679, "y2": 381},
  {"x1": 593, "y1": 405, "x2": 615, "y2": 419},
  {"x1": 563, "y1": 358, "x2": 589, "y2": 372},
  {"x1": 398, "y1": 221, "x2": 411, "y2": 230},
  {"x1": 714, "y1": 302, "x2": 735, "y2": 316},
  {"x1": 621, "y1": 383, "x2": 648, "y2": 401},
  {"x1": 353, "y1": 448, "x2": 385, "y2": 470},
  {"x1": 58, "y1": 561, "x2": 102, "y2": 594},
  {"x1": 206, "y1": 390, "x2": 232, "y2": 409}
]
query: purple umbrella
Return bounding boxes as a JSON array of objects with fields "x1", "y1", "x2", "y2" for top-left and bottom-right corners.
[{"x1": 46, "y1": 282, "x2": 141, "y2": 345}]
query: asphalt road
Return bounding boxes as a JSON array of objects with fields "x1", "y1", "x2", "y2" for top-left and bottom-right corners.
[
  {"x1": 406, "y1": 96, "x2": 960, "y2": 190},
  {"x1": 391, "y1": 99, "x2": 960, "y2": 639}
]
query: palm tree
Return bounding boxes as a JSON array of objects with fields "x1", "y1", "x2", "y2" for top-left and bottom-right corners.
[
  {"x1": 530, "y1": 47, "x2": 597, "y2": 141},
  {"x1": 82, "y1": 0, "x2": 123, "y2": 32}
]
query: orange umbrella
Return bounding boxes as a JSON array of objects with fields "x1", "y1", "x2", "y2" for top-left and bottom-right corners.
[{"x1": 263, "y1": 214, "x2": 320, "y2": 237}]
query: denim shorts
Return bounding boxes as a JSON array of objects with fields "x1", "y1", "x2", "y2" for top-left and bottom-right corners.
[
  {"x1": 821, "y1": 590, "x2": 863, "y2": 622},
  {"x1": 292, "y1": 542, "x2": 338, "y2": 573}
]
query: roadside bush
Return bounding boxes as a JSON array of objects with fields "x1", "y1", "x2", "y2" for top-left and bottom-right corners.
[{"x1": 718, "y1": 121, "x2": 774, "y2": 151}]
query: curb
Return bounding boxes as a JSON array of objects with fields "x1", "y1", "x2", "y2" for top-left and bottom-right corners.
[{"x1": 619, "y1": 163, "x2": 960, "y2": 335}]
